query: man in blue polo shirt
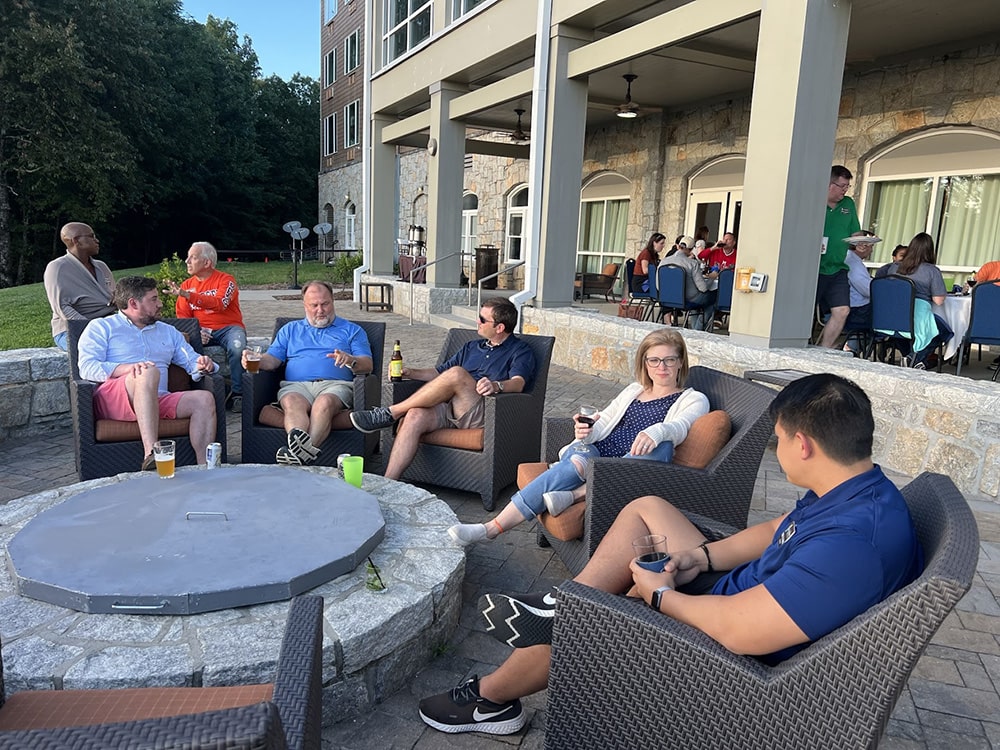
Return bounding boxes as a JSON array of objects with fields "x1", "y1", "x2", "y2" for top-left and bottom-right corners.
[
  {"x1": 246, "y1": 280, "x2": 373, "y2": 465},
  {"x1": 351, "y1": 297, "x2": 536, "y2": 481},
  {"x1": 417, "y1": 372, "x2": 923, "y2": 736}
]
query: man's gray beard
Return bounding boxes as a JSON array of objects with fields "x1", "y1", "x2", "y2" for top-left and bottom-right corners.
[{"x1": 308, "y1": 315, "x2": 333, "y2": 328}]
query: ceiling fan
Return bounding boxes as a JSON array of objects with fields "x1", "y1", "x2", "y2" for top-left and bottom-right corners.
[
  {"x1": 510, "y1": 108, "x2": 529, "y2": 142},
  {"x1": 616, "y1": 74, "x2": 640, "y2": 119}
]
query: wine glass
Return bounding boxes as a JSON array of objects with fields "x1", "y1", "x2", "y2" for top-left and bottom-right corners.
[{"x1": 574, "y1": 405, "x2": 599, "y2": 453}]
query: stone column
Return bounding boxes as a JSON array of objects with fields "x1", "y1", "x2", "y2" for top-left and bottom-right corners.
[
  {"x1": 369, "y1": 114, "x2": 398, "y2": 276},
  {"x1": 534, "y1": 27, "x2": 590, "y2": 308},
  {"x1": 728, "y1": 0, "x2": 852, "y2": 348},
  {"x1": 425, "y1": 81, "x2": 467, "y2": 288}
]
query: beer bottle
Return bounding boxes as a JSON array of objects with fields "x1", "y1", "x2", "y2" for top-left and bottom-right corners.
[{"x1": 389, "y1": 340, "x2": 403, "y2": 381}]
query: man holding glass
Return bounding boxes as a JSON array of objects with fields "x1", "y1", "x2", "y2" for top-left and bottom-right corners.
[
  {"x1": 77, "y1": 277, "x2": 219, "y2": 471},
  {"x1": 418, "y1": 373, "x2": 923, "y2": 736},
  {"x1": 350, "y1": 297, "x2": 536, "y2": 481}
]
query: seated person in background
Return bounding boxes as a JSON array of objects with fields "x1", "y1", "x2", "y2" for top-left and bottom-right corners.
[
  {"x1": 658, "y1": 235, "x2": 718, "y2": 331},
  {"x1": 418, "y1": 373, "x2": 923, "y2": 736},
  {"x1": 972, "y1": 258, "x2": 1000, "y2": 285},
  {"x1": 447, "y1": 329, "x2": 708, "y2": 545},
  {"x1": 247, "y1": 280, "x2": 373, "y2": 465},
  {"x1": 77, "y1": 276, "x2": 219, "y2": 470},
  {"x1": 875, "y1": 244, "x2": 907, "y2": 278},
  {"x1": 44, "y1": 222, "x2": 116, "y2": 350},
  {"x1": 631, "y1": 233, "x2": 665, "y2": 293},
  {"x1": 697, "y1": 231, "x2": 738, "y2": 271},
  {"x1": 350, "y1": 298, "x2": 537, "y2": 481},
  {"x1": 843, "y1": 231, "x2": 881, "y2": 353},
  {"x1": 165, "y1": 242, "x2": 247, "y2": 412}
]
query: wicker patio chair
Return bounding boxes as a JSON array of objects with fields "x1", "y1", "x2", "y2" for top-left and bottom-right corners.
[
  {"x1": 574, "y1": 262, "x2": 621, "y2": 301},
  {"x1": 536, "y1": 366, "x2": 775, "y2": 574},
  {"x1": 241, "y1": 317, "x2": 385, "y2": 468},
  {"x1": 381, "y1": 328, "x2": 555, "y2": 510},
  {"x1": 68, "y1": 318, "x2": 227, "y2": 481},
  {"x1": 0, "y1": 595, "x2": 324, "y2": 750},
  {"x1": 544, "y1": 472, "x2": 979, "y2": 750}
]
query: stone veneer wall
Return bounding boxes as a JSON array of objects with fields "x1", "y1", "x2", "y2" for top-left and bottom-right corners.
[
  {"x1": 521, "y1": 307, "x2": 1000, "y2": 503},
  {"x1": 318, "y1": 162, "x2": 364, "y2": 253},
  {"x1": 0, "y1": 349, "x2": 71, "y2": 441}
]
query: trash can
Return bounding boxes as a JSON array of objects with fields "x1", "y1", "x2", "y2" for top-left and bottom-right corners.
[{"x1": 475, "y1": 245, "x2": 499, "y2": 290}]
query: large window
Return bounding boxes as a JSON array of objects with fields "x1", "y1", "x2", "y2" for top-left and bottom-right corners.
[
  {"x1": 382, "y1": 0, "x2": 431, "y2": 65},
  {"x1": 345, "y1": 203, "x2": 357, "y2": 249},
  {"x1": 345, "y1": 30, "x2": 360, "y2": 73},
  {"x1": 505, "y1": 187, "x2": 528, "y2": 263},
  {"x1": 324, "y1": 50, "x2": 336, "y2": 87},
  {"x1": 325, "y1": 0, "x2": 338, "y2": 23},
  {"x1": 323, "y1": 115, "x2": 336, "y2": 156},
  {"x1": 452, "y1": 0, "x2": 491, "y2": 20},
  {"x1": 578, "y1": 173, "x2": 631, "y2": 276},
  {"x1": 461, "y1": 193, "x2": 479, "y2": 277},
  {"x1": 343, "y1": 100, "x2": 359, "y2": 148},
  {"x1": 862, "y1": 129, "x2": 1000, "y2": 270}
]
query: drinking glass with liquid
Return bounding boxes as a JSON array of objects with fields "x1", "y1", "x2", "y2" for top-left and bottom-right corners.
[{"x1": 573, "y1": 405, "x2": 599, "y2": 453}]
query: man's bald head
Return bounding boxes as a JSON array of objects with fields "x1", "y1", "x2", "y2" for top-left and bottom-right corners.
[{"x1": 60, "y1": 223, "x2": 100, "y2": 260}]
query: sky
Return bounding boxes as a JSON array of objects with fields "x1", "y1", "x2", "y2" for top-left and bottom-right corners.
[{"x1": 180, "y1": 0, "x2": 320, "y2": 81}]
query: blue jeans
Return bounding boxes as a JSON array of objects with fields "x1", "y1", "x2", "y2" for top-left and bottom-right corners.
[
  {"x1": 510, "y1": 440, "x2": 675, "y2": 520},
  {"x1": 53, "y1": 331, "x2": 68, "y2": 351},
  {"x1": 687, "y1": 290, "x2": 717, "y2": 331},
  {"x1": 208, "y1": 325, "x2": 246, "y2": 395}
]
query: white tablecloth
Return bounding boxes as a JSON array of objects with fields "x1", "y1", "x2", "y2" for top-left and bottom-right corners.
[{"x1": 934, "y1": 295, "x2": 971, "y2": 360}]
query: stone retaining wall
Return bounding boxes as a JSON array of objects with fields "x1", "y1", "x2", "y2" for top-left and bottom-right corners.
[
  {"x1": 521, "y1": 307, "x2": 1000, "y2": 503},
  {"x1": 0, "y1": 349, "x2": 71, "y2": 441}
]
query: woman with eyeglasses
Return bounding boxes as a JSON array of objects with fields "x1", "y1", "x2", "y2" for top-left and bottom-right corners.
[{"x1": 448, "y1": 329, "x2": 708, "y2": 545}]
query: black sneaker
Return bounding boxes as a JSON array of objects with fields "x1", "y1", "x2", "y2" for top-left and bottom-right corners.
[
  {"x1": 229, "y1": 394, "x2": 242, "y2": 413},
  {"x1": 350, "y1": 406, "x2": 395, "y2": 433},
  {"x1": 479, "y1": 589, "x2": 557, "y2": 648},
  {"x1": 275, "y1": 446, "x2": 303, "y2": 466},
  {"x1": 287, "y1": 428, "x2": 319, "y2": 461},
  {"x1": 418, "y1": 675, "x2": 526, "y2": 735}
]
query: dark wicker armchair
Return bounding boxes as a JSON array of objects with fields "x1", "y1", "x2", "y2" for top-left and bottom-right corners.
[
  {"x1": 544, "y1": 473, "x2": 979, "y2": 750},
  {"x1": 537, "y1": 366, "x2": 775, "y2": 574},
  {"x1": 68, "y1": 318, "x2": 227, "y2": 481},
  {"x1": 381, "y1": 328, "x2": 555, "y2": 510},
  {"x1": 0, "y1": 595, "x2": 324, "y2": 750},
  {"x1": 241, "y1": 318, "x2": 385, "y2": 468},
  {"x1": 574, "y1": 262, "x2": 621, "y2": 301}
]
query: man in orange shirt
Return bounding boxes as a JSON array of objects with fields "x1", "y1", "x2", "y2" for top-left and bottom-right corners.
[
  {"x1": 974, "y1": 260, "x2": 1000, "y2": 285},
  {"x1": 165, "y1": 242, "x2": 247, "y2": 412}
]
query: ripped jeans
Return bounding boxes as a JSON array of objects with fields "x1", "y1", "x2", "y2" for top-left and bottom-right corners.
[{"x1": 509, "y1": 440, "x2": 675, "y2": 520}]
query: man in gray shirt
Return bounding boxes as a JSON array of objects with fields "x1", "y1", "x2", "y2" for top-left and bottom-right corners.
[
  {"x1": 659, "y1": 235, "x2": 718, "y2": 330},
  {"x1": 43, "y1": 222, "x2": 115, "y2": 350}
]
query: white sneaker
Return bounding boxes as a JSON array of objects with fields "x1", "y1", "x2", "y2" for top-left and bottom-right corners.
[
  {"x1": 542, "y1": 491, "x2": 577, "y2": 517},
  {"x1": 447, "y1": 523, "x2": 488, "y2": 546}
]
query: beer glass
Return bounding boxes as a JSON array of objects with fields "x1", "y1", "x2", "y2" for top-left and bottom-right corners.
[{"x1": 153, "y1": 440, "x2": 176, "y2": 479}]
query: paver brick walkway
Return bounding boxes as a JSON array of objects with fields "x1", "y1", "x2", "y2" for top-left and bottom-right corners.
[{"x1": 1, "y1": 287, "x2": 997, "y2": 749}]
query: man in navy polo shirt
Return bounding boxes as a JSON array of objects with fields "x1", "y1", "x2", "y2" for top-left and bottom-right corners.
[
  {"x1": 417, "y1": 372, "x2": 923, "y2": 736},
  {"x1": 351, "y1": 297, "x2": 536, "y2": 481}
]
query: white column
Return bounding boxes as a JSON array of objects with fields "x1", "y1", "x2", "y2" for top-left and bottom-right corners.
[
  {"x1": 425, "y1": 81, "x2": 466, "y2": 288},
  {"x1": 729, "y1": 0, "x2": 852, "y2": 348},
  {"x1": 369, "y1": 114, "x2": 398, "y2": 276}
]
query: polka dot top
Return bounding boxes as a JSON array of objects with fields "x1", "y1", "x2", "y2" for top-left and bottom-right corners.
[{"x1": 594, "y1": 391, "x2": 683, "y2": 457}]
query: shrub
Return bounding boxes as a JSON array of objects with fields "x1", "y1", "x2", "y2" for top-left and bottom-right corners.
[
  {"x1": 330, "y1": 252, "x2": 363, "y2": 285},
  {"x1": 154, "y1": 253, "x2": 188, "y2": 316}
]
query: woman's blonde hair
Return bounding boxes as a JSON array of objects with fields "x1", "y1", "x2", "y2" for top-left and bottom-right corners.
[{"x1": 633, "y1": 329, "x2": 689, "y2": 389}]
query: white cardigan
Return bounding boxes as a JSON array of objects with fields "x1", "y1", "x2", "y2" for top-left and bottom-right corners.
[{"x1": 559, "y1": 384, "x2": 710, "y2": 457}]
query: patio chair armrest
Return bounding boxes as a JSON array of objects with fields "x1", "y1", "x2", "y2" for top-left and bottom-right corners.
[
  {"x1": 383, "y1": 379, "x2": 423, "y2": 405},
  {"x1": 355, "y1": 372, "x2": 380, "y2": 411},
  {"x1": 70, "y1": 378, "x2": 98, "y2": 440},
  {"x1": 244, "y1": 370, "x2": 283, "y2": 419},
  {"x1": 542, "y1": 418, "x2": 576, "y2": 461},
  {"x1": 271, "y1": 596, "x2": 323, "y2": 750}
]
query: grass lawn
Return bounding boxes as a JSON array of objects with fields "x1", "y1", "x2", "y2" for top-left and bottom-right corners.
[{"x1": 0, "y1": 260, "x2": 352, "y2": 350}]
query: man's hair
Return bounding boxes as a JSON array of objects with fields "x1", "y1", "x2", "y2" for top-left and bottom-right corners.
[
  {"x1": 831, "y1": 164, "x2": 853, "y2": 182},
  {"x1": 482, "y1": 297, "x2": 517, "y2": 333},
  {"x1": 114, "y1": 276, "x2": 157, "y2": 310},
  {"x1": 634, "y1": 329, "x2": 689, "y2": 389},
  {"x1": 301, "y1": 280, "x2": 335, "y2": 299},
  {"x1": 769, "y1": 373, "x2": 873, "y2": 464},
  {"x1": 191, "y1": 241, "x2": 217, "y2": 265}
]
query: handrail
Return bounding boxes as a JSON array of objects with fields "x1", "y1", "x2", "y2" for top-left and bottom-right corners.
[
  {"x1": 409, "y1": 251, "x2": 463, "y2": 325},
  {"x1": 474, "y1": 261, "x2": 526, "y2": 311}
]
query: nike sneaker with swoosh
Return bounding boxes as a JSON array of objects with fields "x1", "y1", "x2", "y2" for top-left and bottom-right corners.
[
  {"x1": 479, "y1": 588, "x2": 557, "y2": 648},
  {"x1": 418, "y1": 675, "x2": 526, "y2": 735}
]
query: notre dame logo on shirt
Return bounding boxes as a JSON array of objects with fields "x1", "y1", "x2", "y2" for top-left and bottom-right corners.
[{"x1": 778, "y1": 520, "x2": 797, "y2": 546}]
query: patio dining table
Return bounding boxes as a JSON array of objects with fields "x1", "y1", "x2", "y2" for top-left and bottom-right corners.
[{"x1": 935, "y1": 294, "x2": 971, "y2": 361}]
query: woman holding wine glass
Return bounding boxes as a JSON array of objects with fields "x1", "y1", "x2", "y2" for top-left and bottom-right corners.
[{"x1": 448, "y1": 329, "x2": 708, "y2": 545}]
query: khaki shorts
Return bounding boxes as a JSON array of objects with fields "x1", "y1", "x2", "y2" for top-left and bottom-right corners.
[
  {"x1": 430, "y1": 397, "x2": 486, "y2": 430},
  {"x1": 277, "y1": 380, "x2": 354, "y2": 408}
]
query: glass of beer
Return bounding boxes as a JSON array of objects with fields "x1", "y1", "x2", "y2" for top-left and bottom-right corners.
[
  {"x1": 245, "y1": 346, "x2": 262, "y2": 374},
  {"x1": 153, "y1": 440, "x2": 175, "y2": 479}
]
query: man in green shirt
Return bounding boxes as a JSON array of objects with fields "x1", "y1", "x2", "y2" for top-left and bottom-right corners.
[{"x1": 817, "y1": 165, "x2": 861, "y2": 347}]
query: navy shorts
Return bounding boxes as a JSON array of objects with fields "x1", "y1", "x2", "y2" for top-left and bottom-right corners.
[{"x1": 816, "y1": 269, "x2": 850, "y2": 312}]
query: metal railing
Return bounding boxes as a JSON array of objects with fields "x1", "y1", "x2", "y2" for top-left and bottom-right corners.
[
  {"x1": 408, "y1": 251, "x2": 463, "y2": 325},
  {"x1": 470, "y1": 261, "x2": 526, "y2": 311}
]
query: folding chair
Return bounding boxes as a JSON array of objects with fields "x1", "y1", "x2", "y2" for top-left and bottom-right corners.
[
  {"x1": 656, "y1": 264, "x2": 705, "y2": 329},
  {"x1": 956, "y1": 279, "x2": 1000, "y2": 380}
]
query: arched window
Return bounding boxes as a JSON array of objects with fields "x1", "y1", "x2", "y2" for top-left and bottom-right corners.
[
  {"x1": 861, "y1": 128, "x2": 1000, "y2": 271},
  {"x1": 505, "y1": 186, "x2": 528, "y2": 263},
  {"x1": 579, "y1": 172, "x2": 631, "y2": 274},
  {"x1": 345, "y1": 202, "x2": 357, "y2": 250},
  {"x1": 684, "y1": 156, "x2": 744, "y2": 245}
]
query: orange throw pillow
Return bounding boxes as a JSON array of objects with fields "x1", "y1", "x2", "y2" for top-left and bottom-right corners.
[{"x1": 672, "y1": 410, "x2": 732, "y2": 469}]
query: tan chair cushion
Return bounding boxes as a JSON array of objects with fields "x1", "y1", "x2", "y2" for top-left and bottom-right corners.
[
  {"x1": 600, "y1": 262, "x2": 620, "y2": 277},
  {"x1": 96, "y1": 419, "x2": 191, "y2": 443},
  {"x1": 0, "y1": 684, "x2": 273, "y2": 730},
  {"x1": 419, "y1": 428, "x2": 484, "y2": 451},
  {"x1": 259, "y1": 404, "x2": 355, "y2": 431},
  {"x1": 517, "y1": 462, "x2": 549, "y2": 490},
  {"x1": 539, "y1": 503, "x2": 587, "y2": 542},
  {"x1": 672, "y1": 410, "x2": 732, "y2": 469}
]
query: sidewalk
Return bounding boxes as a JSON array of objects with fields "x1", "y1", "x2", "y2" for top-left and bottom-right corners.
[{"x1": 1, "y1": 292, "x2": 998, "y2": 749}]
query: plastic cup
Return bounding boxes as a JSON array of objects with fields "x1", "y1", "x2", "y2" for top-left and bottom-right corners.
[
  {"x1": 245, "y1": 346, "x2": 262, "y2": 374},
  {"x1": 342, "y1": 456, "x2": 364, "y2": 488},
  {"x1": 633, "y1": 534, "x2": 669, "y2": 572},
  {"x1": 153, "y1": 440, "x2": 175, "y2": 479}
]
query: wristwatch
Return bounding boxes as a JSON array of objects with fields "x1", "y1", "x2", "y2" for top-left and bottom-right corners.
[
  {"x1": 649, "y1": 584, "x2": 673, "y2": 611},
  {"x1": 493, "y1": 380, "x2": 504, "y2": 393}
]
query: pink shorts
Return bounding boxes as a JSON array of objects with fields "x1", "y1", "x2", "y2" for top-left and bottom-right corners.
[{"x1": 93, "y1": 377, "x2": 184, "y2": 421}]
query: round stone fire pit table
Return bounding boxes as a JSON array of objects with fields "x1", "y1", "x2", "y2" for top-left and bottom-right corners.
[{"x1": 0, "y1": 465, "x2": 465, "y2": 725}]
